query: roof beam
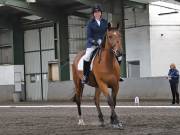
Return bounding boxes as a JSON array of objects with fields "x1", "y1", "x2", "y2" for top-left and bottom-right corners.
[
  {"x1": 71, "y1": 11, "x2": 89, "y2": 18},
  {"x1": 126, "y1": 0, "x2": 146, "y2": 9},
  {"x1": 63, "y1": 3, "x2": 89, "y2": 14},
  {"x1": 0, "y1": 0, "x2": 62, "y2": 21},
  {"x1": 75, "y1": 0, "x2": 101, "y2": 6},
  {"x1": 75, "y1": 0, "x2": 112, "y2": 13}
]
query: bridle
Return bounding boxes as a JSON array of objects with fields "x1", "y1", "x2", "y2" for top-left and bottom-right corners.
[
  {"x1": 106, "y1": 30, "x2": 122, "y2": 57},
  {"x1": 97, "y1": 29, "x2": 122, "y2": 63}
]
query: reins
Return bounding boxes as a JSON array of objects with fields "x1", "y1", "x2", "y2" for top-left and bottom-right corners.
[
  {"x1": 97, "y1": 32, "x2": 106, "y2": 63},
  {"x1": 97, "y1": 31, "x2": 114, "y2": 64}
]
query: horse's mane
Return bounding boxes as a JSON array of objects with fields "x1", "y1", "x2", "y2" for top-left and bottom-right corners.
[{"x1": 101, "y1": 33, "x2": 106, "y2": 48}]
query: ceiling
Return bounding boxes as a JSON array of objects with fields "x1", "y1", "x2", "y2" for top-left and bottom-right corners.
[
  {"x1": 131, "y1": 0, "x2": 180, "y2": 5},
  {"x1": 0, "y1": 0, "x2": 90, "y2": 18},
  {"x1": 0, "y1": 0, "x2": 180, "y2": 19}
]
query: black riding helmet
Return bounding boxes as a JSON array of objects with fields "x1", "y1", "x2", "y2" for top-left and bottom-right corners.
[{"x1": 92, "y1": 4, "x2": 103, "y2": 13}]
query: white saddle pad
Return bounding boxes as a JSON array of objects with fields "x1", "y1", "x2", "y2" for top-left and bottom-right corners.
[{"x1": 77, "y1": 55, "x2": 96, "y2": 71}]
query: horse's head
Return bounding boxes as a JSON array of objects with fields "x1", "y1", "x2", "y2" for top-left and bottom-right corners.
[{"x1": 105, "y1": 23, "x2": 123, "y2": 57}]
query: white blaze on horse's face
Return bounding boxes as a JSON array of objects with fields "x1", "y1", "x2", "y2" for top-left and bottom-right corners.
[{"x1": 107, "y1": 29, "x2": 122, "y2": 57}]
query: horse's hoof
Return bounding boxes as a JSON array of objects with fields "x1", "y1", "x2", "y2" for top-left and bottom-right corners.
[
  {"x1": 112, "y1": 122, "x2": 124, "y2": 130},
  {"x1": 78, "y1": 119, "x2": 85, "y2": 126}
]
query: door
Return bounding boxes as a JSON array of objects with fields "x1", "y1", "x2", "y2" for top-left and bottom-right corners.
[
  {"x1": 24, "y1": 27, "x2": 55, "y2": 101},
  {"x1": 24, "y1": 29, "x2": 42, "y2": 101},
  {"x1": 128, "y1": 61, "x2": 140, "y2": 78}
]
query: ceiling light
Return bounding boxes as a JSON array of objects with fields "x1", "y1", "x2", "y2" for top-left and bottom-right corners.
[
  {"x1": 23, "y1": 15, "x2": 42, "y2": 21},
  {"x1": 26, "y1": 0, "x2": 36, "y2": 3}
]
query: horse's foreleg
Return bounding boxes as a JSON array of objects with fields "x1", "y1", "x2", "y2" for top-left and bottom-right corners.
[
  {"x1": 107, "y1": 95, "x2": 118, "y2": 124},
  {"x1": 111, "y1": 84, "x2": 119, "y2": 108},
  {"x1": 97, "y1": 82, "x2": 123, "y2": 129},
  {"x1": 94, "y1": 88, "x2": 104, "y2": 126},
  {"x1": 107, "y1": 95, "x2": 123, "y2": 129},
  {"x1": 110, "y1": 85, "x2": 123, "y2": 129}
]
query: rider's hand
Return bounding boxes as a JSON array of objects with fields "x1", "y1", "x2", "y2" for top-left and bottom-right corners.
[
  {"x1": 97, "y1": 39, "x2": 102, "y2": 45},
  {"x1": 92, "y1": 40, "x2": 99, "y2": 46}
]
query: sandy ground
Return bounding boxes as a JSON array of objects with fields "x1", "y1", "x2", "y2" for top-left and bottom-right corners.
[{"x1": 0, "y1": 101, "x2": 180, "y2": 135}]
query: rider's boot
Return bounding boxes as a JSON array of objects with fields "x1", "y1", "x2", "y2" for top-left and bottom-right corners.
[{"x1": 81, "y1": 60, "x2": 90, "y2": 84}]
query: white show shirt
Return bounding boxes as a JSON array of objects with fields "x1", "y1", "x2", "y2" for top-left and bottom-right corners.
[{"x1": 96, "y1": 19, "x2": 100, "y2": 26}]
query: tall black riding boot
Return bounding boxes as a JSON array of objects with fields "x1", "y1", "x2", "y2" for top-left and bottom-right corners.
[{"x1": 81, "y1": 60, "x2": 90, "y2": 84}]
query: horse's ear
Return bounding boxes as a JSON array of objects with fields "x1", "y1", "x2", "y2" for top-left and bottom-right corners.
[{"x1": 108, "y1": 22, "x2": 111, "y2": 30}]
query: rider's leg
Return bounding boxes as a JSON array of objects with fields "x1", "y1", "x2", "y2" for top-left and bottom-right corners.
[
  {"x1": 82, "y1": 47, "x2": 96, "y2": 84},
  {"x1": 81, "y1": 61, "x2": 90, "y2": 84}
]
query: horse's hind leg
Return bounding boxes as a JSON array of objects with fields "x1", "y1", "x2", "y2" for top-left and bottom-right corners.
[
  {"x1": 72, "y1": 64, "x2": 85, "y2": 125},
  {"x1": 94, "y1": 88, "x2": 104, "y2": 126},
  {"x1": 75, "y1": 79, "x2": 85, "y2": 125}
]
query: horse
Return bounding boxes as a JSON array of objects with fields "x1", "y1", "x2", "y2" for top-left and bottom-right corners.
[{"x1": 72, "y1": 23, "x2": 123, "y2": 129}]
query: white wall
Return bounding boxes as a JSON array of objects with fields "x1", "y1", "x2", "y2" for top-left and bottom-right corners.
[
  {"x1": 149, "y1": 4, "x2": 180, "y2": 25},
  {"x1": 150, "y1": 26, "x2": 180, "y2": 76},
  {"x1": 125, "y1": 27, "x2": 151, "y2": 77},
  {"x1": 149, "y1": 4, "x2": 180, "y2": 76},
  {"x1": 125, "y1": 7, "x2": 151, "y2": 77},
  {"x1": 0, "y1": 65, "x2": 14, "y2": 85},
  {"x1": 14, "y1": 65, "x2": 24, "y2": 82},
  {"x1": 125, "y1": 4, "x2": 180, "y2": 77}
]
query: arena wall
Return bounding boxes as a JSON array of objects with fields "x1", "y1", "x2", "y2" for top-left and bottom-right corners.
[
  {"x1": 0, "y1": 85, "x2": 14, "y2": 102},
  {"x1": 0, "y1": 71, "x2": 175, "y2": 102},
  {"x1": 48, "y1": 77, "x2": 173, "y2": 101}
]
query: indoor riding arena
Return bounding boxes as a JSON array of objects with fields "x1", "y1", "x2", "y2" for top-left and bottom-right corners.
[
  {"x1": 0, "y1": 101, "x2": 180, "y2": 135},
  {"x1": 0, "y1": 0, "x2": 180, "y2": 135}
]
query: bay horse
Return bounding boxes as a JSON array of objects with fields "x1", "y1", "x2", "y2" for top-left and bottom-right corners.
[{"x1": 72, "y1": 23, "x2": 123, "y2": 129}]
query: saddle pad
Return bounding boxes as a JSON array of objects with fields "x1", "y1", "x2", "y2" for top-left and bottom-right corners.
[{"x1": 77, "y1": 55, "x2": 94, "y2": 71}]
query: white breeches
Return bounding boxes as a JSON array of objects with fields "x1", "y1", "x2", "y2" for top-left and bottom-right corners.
[{"x1": 83, "y1": 46, "x2": 97, "y2": 62}]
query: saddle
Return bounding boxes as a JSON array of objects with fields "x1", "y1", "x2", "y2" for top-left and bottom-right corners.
[{"x1": 77, "y1": 48, "x2": 99, "y2": 71}]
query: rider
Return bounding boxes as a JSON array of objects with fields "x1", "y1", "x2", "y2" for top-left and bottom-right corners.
[{"x1": 81, "y1": 4, "x2": 123, "y2": 84}]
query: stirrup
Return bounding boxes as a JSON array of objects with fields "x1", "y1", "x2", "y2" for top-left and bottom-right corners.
[{"x1": 81, "y1": 76, "x2": 88, "y2": 84}]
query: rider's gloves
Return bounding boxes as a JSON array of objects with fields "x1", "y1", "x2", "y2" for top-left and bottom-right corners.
[
  {"x1": 91, "y1": 40, "x2": 98, "y2": 46},
  {"x1": 91, "y1": 39, "x2": 102, "y2": 46},
  {"x1": 97, "y1": 39, "x2": 102, "y2": 45}
]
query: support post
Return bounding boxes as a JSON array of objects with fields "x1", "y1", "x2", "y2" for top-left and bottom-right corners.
[
  {"x1": 57, "y1": 15, "x2": 70, "y2": 81},
  {"x1": 111, "y1": 0, "x2": 126, "y2": 77}
]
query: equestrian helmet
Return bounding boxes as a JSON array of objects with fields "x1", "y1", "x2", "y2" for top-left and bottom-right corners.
[{"x1": 92, "y1": 4, "x2": 102, "y2": 13}]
